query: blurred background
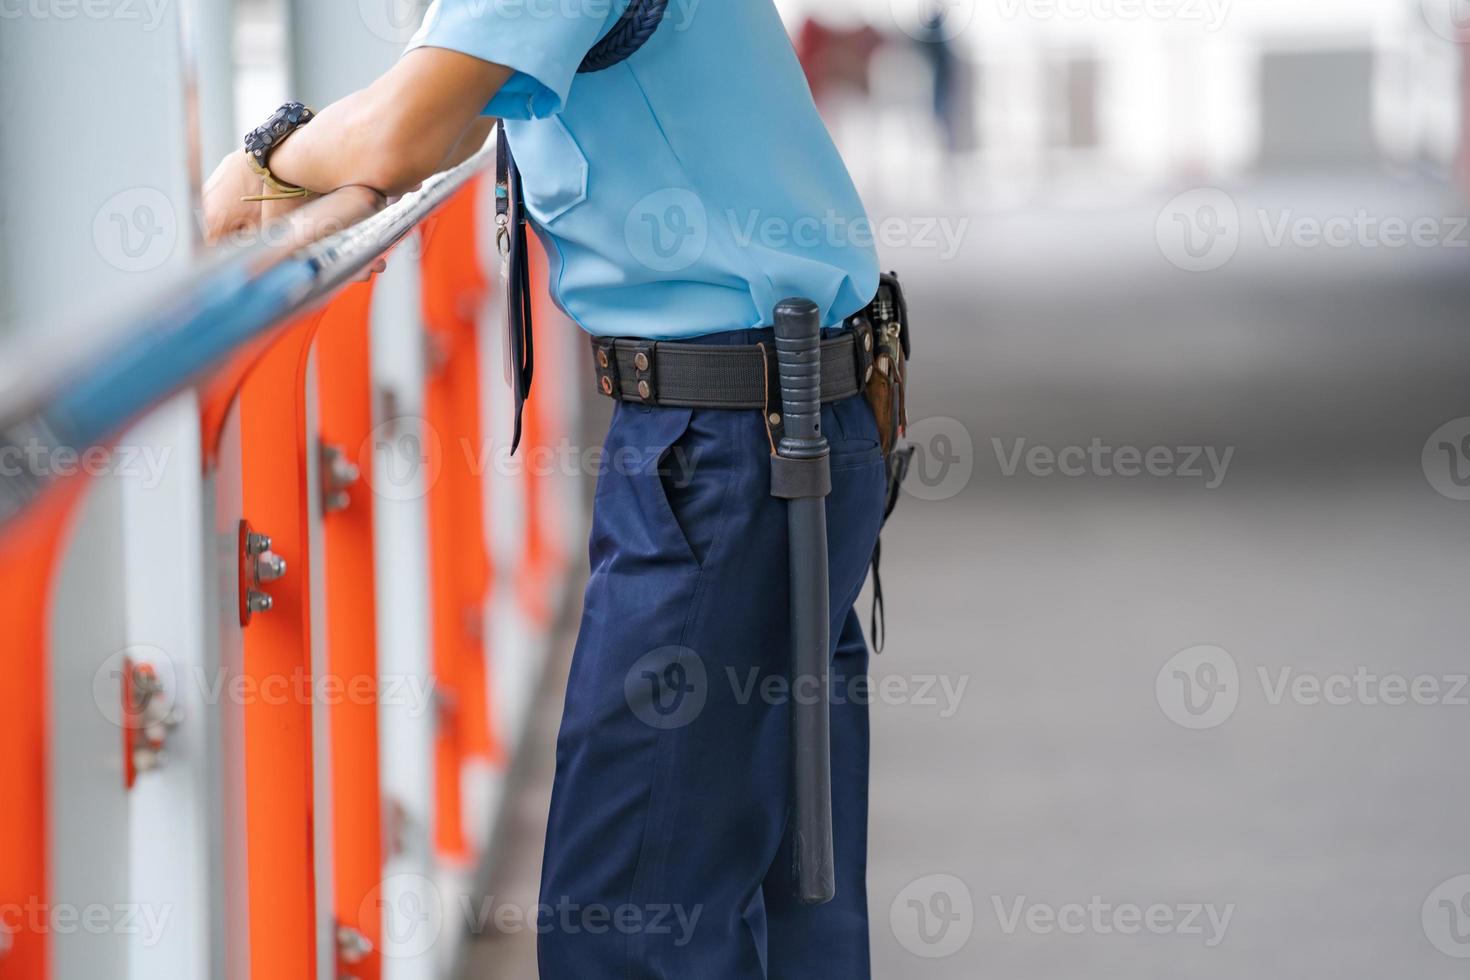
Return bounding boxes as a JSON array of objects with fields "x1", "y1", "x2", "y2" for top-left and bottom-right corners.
[{"x1": 4, "y1": 0, "x2": 1470, "y2": 978}]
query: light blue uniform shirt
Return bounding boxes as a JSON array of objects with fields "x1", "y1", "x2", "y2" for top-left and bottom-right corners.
[{"x1": 406, "y1": 0, "x2": 879, "y2": 339}]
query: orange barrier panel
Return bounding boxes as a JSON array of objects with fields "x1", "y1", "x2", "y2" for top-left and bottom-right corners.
[
  {"x1": 420, "y1": 182, "x2": 500, "y2": 863},
  {"x1": 236, "y1": 310, "x2": 328, "y2": 980},
  {"x1": 314, "y1": 283, "x2": 384, "y2": 980},
  {"x1": 0, "y1": 484, "x2": 84, "y2": 980},
  {"x1": 199, "y1": 334, "x2": 280, "y2": 467}
]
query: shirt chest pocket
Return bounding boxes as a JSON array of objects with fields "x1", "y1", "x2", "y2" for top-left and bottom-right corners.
[{"x1": 505, "y1": 117, "x2": 589, "y2": 225}]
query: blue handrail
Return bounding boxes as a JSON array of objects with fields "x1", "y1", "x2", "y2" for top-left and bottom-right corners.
[{"x1": 0, "y1": 142, "x2": 496, "y2": 528}]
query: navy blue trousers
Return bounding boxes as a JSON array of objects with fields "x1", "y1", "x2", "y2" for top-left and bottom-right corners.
[{"x1": 538, "y1": 329, "x2": 887, "y2": 978}]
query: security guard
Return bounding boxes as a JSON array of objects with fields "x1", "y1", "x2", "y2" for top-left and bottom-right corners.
[{"x1": 203, "y1": 1, "x2": 905, "y2": 975}]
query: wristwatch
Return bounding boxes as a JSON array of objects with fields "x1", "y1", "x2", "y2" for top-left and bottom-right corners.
[{"x1": 242, "y1": 101, "x2": 316, "y2": 202}]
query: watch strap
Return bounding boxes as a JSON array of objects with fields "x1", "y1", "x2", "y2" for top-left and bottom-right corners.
[{"x1": 243, "y1": 101, "x2": 315, "y2": 200}]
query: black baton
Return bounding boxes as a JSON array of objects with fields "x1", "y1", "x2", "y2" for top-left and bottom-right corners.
[{"x1": 771, "y1": 297, "x2": 835, "y2": 906}]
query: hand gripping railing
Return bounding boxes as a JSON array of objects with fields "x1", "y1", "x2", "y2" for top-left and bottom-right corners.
[{"x1": 0, "y1": 141, "x2": 496, "y2": 530}]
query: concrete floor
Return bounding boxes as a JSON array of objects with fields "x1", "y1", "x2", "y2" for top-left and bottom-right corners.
[{"x1": 463, "y1": 171, "x2": 1470, "y2": 978}]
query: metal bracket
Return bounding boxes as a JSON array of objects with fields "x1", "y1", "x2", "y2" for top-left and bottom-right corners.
[
  {"x1": 238, "y1": 520, "x2": 287, "y2": 627},
  {"x1": 337, "y1": 922, "x2": 374, "y2": 969},
  {"x1": 322, "y1": 443, "x2": 361, "y2": 514},
  {"x1": 423, "y1": 330, "x2": 452, "y2": 376},
  {"x1": 126, "y1": 660, "x2": 181, "y2": 781}
]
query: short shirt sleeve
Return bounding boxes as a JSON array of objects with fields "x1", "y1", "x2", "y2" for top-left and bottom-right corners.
[{"x1": 405, "y1": 0, "x2": 615, "y2": 119}]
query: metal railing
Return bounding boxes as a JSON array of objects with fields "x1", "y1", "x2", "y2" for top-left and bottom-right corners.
[{"x1": 0, "y1": 142, "x2": 496, "y2": 528}]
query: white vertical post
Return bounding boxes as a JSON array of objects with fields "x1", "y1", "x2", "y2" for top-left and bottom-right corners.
[
  {"x1": 0, "y1": 6, "x2": 204, "y2": 980},
  {"x1": 0, "y1": 1, "x2": 196, "y2": 332},
  {"x1": 189, "y1": 0, "x2": 241, "y2": 170},
  {"x1": 48, "y1": 481, "x2": 133, "y2": 979},
  {"x1": 369, "y1": 255, "x2": 442, "y2": 980},
  {"x1": 121, "y1": 395, "x2": 213, "y2": 980}
]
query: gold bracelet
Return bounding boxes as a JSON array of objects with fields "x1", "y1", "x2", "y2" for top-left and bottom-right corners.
[{"x1": 241, "y1": 186, "x2": 313, "y2": 203}]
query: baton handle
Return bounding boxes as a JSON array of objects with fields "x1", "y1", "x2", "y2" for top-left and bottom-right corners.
[{"x1": 773, "y1": 297, "x2": 835, "y2": 906}]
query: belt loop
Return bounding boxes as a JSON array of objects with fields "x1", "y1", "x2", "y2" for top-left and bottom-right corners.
[
  {"x1": 592, "y1": 337, "x2": 620, "y2": 398},
  {"x1": 756, "y1": 341, "x2": 782, "y2": 450},
  {"x1": 630, "y1": 341, "x2": 657, "y2": 403}
]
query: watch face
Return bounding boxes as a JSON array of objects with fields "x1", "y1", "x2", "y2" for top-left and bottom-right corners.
[{"x1": 245, "y1": 102, "x2": 313, "y2": 169}]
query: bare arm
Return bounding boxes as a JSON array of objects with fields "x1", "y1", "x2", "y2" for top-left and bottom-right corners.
[
  {"x1": 204, "y1": 48, "x2": 510, "y2": 241},
  {"x1": 268, "y1": 48, "x2": 509, "y2": 195}
]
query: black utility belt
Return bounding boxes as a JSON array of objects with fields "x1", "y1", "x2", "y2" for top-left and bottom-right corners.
[{"x1": 590, "y1": 324, "x2": 877, "y2": 410}]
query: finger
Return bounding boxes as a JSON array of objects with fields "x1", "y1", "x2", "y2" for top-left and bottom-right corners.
[{"x1": 351, "y1": 260, "x2": 384, "y2": 284}]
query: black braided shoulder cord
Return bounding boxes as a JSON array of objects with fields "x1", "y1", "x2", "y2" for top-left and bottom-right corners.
[{"x1": 578, "y1": 0, "x2": 669, "y2": 72}]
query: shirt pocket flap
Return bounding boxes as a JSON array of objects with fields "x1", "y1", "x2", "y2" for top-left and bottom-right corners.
[{"x1": 506, "y1": 116, "x2": 589, "y2": 225}]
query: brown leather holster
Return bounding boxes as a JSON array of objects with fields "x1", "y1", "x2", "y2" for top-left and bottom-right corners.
[{"x1": 852, "y1": 272, "x2": 911, "y2": 456}]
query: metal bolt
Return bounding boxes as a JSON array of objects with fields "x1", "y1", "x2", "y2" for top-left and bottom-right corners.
[
  {"x1": 337, "y1": 924, "x2": 374, "y2": 964},
  {"x1": 247, "y1": 590, "x2": 273, "y2": 614},
  {"x1": 597, "y1": 349, "x2": 609, "y2": 368},
  {"x1": 637, "y1": 380, "x2": 651, "y2": 400},
  {"x1": 634, "y1": 352, "x2": 650, "y2": 371},
  {"x1": 600, "y1": 376, "x2": 613, "y2": 395},
  {"x1": 247, "y1": 532, "x2": 272, "y2": 556},
  {"x1": 257, "y1": 552, "x2": 287, "y2": 582},
  {"x1": 329, "y1": 454, "x2": 360, "y2": 487},
  {"x1": 134, "y1": 746, "x2": 165, "y2": 774},
  {"x1": 323, "y1": 445, "x2": 360, "y2": 514},
  {"x1": 768, "y1": 412, "x2": 782, "y2": 426}
]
